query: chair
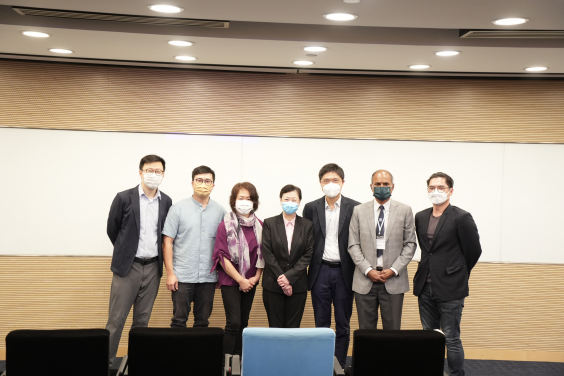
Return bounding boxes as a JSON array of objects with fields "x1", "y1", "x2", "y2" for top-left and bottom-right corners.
[
  {"x1": 3, "y1": 328, "x2": 109, "y2": 376},
  {"x1": 241, "y1": 328, "x2": 344, "y2": 376},
  {"x1": 347, "y1": 329, "x2": 446, "y2": 376},
  {"x1": 117, "y1": 327, "x2": 224, "y2": 376}
]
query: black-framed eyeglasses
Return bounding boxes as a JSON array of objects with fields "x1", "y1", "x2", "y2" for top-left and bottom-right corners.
[
  {"x1": 194, "y1": 178, "x2": 213, "y2": 186},
  {"x1": 143, "y1": 169, "x2": 163, "y2": 176}
]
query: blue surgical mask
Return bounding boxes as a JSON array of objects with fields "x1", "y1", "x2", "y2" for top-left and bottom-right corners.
[
  {"x1": 281, "y1": 202, "x2": 299, "y2": 215},
  {"x1": 373, "y1": 186, "x2": 391, "y2": 201}
]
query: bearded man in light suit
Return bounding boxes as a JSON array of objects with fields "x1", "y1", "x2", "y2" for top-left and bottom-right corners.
[{"x1": 348, "y1": 170, "x2": 417, "y2": 330}]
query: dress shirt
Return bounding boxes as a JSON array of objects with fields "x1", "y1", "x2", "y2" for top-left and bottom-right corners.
[
  {"x1": 283, "y1": 215, "x2": 296, "y2": 253},
  {"x1": 136, "y1": 184, "x2": 161, "y2": 258},
  {"x1": 323, "y1": 195, "x2": 341, "y2": 262},
  {"x1": 162, "y1": 197, "x2": 227, "y2": 283},
  {"x1": 364, "y1": 199, "x2": 398, "y2": 277}
]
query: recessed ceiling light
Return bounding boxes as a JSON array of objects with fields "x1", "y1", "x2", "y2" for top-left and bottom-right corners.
[
  {"x1": 492, "y1": 18, "x2": 529, "y2": 26},
  {"x1": 22, "y1": 31, "x2": 50, "y2": 38},
  {"x1": 148, "y1": 5, "x2": 184, "y2": 13},
  {"x1": 435, "y1": 51, "x2": 460, "y2": 57},
  {"x1": 409, "y1": 64, "x2": 431, "y2": 69},
  {"x1": 168, "y1": 40, "x2": 194, "y2": 46},
  {"x1": 175, "y1": 55, "x2": 197, "y2": 61},
  {"x1": 303, "y1": 46, "x2": 327, "y2": 52},
  {"x1": 323, "y1": 13, "x2": 357, "y2": 21},
  {"x1": 525, "y1": 66, "x2": 548, "y2": 72},
  {"x1": 293, "y1": 61, "x2": 314, "y2": 66},
  {"x1": 49, "y1": 48, "x2": 73, "y2": 54}
]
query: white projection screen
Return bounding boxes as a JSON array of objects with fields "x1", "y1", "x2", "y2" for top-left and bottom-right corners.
[{"x1": 1, "y1": 127, "x2": 563, "y2": 264}]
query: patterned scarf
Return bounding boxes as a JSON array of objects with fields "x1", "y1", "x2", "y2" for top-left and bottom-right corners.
[{"x1": 224, "y1": 211, "x2": 263, "y2": 278}]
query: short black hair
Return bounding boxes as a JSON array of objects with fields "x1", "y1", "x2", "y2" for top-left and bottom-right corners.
[
  {"x1": 139, "y1": 155, "x2": 166, "y2": 171},
  {"x1": 318, "y1": 163, "x2": 344, "y2": 181},
  {"x1": 279, "y1": 184, "x2": 302, "y2": 200},
  {"x1": 427, "y1": 172, "x2": 454, "y2": 188},
  {"x1": 192, "y1": 165, "x2": 215, "y2": 182}
]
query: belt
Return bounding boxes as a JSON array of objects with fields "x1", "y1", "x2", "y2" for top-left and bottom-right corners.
[
  {"x1": 322, "y1": 259, "x2": 341, "y2": 268},
  {"x1": 134, "y1": 256, "x2": 158, "y2": 265}
]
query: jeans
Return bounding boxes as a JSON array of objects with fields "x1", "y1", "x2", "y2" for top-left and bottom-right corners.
[
  {"x1": 221, "y1": 284, "x2": 257, "y2": 356},
  {"x1": 171, "y1": 282, "x2": 215, "y2": 328},
  {"x1": 418, "y1": 282, "x2": 465, "y2": 376}
]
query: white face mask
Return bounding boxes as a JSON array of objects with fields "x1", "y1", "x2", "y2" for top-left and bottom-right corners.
[
  {"x1": 428, "y1": 190, "x2": 449, "y2": 205},
  {"x1": 323, "y1": 183, "x2": 341, "y2": 199},
  {"x1": 143, "y1": 173, "x2": 163, "y2": 190},
  {"x1": 235, "y1": 200, "x2": 253, "y2": 215}
]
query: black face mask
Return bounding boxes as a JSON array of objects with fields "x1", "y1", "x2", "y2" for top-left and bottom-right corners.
[{"x1": 373, "y1": 186, "x2": 391, "y2": 201}]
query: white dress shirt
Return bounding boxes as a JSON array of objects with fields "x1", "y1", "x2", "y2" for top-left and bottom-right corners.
[
  {"x1": 322, "y1": 196, "x2": 341, "y2": 262},
  {"x1": 364, "y1": 199, "x2": 398, "y2": 276},
  {"x1": 136, "y1": 184, "x2": 161, "y2": 258}
]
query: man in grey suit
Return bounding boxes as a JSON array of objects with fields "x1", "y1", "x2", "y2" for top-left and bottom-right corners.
[{"x1": 348, "y1": 170, "x2": 417, "y2": 330}]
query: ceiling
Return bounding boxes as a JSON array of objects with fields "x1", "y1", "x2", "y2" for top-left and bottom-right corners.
[{"x1": 1, "y1": 0, "x2": 563, "y2": 75}]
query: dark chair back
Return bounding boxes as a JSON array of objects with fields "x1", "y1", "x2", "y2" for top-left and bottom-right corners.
[
  {"x1": 351, "y1": 329, "x2": 445, "y2": 376},
  {"x1": 127, "y1": 327, "x2": 224, "y2": 376},
  {"x1": 6, "y1": 329, "x2": 110, "y2": 376}
]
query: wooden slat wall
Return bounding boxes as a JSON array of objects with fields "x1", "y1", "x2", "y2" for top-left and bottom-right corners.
[
  {"x1": 1, "y1": 60, "x2": 564, "y2": 144},
  {"x1": 1, "y1": 256, "x2": 563, "y2": 360}
]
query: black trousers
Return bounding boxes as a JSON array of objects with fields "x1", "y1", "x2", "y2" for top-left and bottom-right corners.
[
  {"x1": 170, "y1": 282, "x2": 215, "y2": 328},
  {"x1": 263, "y1": 288, "x2": 307, "y2": 328},
  {"x1": 221, "y1": 284, "x2": 257, "y2": 356}
]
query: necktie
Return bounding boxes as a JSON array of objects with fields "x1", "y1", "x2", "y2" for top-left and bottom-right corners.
[{"x1": 377, "y1": 205, "x2": 385, "y2": 258}]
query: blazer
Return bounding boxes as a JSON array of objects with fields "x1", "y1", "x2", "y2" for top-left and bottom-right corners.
[
  {"x1": 261, "y1": 213, "x2": 314, "y2": 294},
  {"x1": 348, "y1": 199, "x2": 417, "y2": 295},
  {"x1": 107, "y1": 185, "x2": 173, "y2": 278},
  {"x1": 413, "y1": 205, "x2": 482, "y2": 301},
  {"x1": 303, "y1": 195, "x2": 361, "y2": 291}
]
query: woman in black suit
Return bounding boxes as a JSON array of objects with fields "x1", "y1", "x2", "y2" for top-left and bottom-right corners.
[{"x1": 261, "y1": 184, "x2": 314, "y2": 328}]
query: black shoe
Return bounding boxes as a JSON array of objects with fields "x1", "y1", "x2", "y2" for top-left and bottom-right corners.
[{"x1": 344, "y1": 366, "x2": 352, "y2": 376}]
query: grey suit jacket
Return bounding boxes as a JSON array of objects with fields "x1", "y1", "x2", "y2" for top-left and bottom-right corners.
[{"x1": 348, "y1": 199, "x2": 417, "y2": 295}]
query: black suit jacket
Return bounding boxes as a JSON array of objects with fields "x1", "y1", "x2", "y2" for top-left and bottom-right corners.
[
  {"x1": 107, "y1": 185, "x2": 173, "y2": 278},
  {"x1": 303, "y1": 195, "x2": 361, "y2": 291},
  {"x1": 413, "y1": 205, "x2": 482, "y2": 301},
  {"x1": 261, "y1": 214, "x2": 314, "y2": 294}
]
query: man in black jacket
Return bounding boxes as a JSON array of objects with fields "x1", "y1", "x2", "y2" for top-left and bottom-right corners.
[
  {"x1": 413, "y1": 172, "x2": 482, "y2": 376},
  {"x1": 303, "y1": 163, "x2": 360, "y2": 369},
  {"x1": 105, "y1": 155, "x2": 173, "y2": 367}
]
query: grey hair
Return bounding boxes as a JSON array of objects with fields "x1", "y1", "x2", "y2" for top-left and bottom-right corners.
[{"x1": 371, "y1": 170, "x2": 394, "y2": 184}]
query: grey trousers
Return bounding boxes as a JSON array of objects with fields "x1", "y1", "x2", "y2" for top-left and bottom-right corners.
[
  {"x1": 105, "y1": 262, "x2": 160, "y2": 367},
  {"x1": 355, "y1": 282, "x2": 404, "y2": 330},
  {"x1": 171, "y1": 282, "x2": 216, "y2": 328}
]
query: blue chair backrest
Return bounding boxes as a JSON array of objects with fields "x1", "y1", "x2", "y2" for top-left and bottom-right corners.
[{"x1": 242, "y1": 328, "x2": 335, "y2": 376}]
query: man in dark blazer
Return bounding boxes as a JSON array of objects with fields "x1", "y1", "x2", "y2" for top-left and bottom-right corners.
[
  {"x1": 413, "y1": 172, "x2": 482, "y2": 376},
  {"x1": 262, "y1": 184, "x2": 314, "y2": 328},
  {"x1": 303, "y1": 163, "x2": 360, "y2": 369},
  {"x1": 105, "y1": 155, "x2": 173, "y2": 367}
]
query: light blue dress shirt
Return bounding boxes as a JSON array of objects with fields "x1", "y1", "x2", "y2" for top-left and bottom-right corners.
[
  {"x1": 162, "y1": 197, "x2": 227, "y2": 283},
  {"x1": 136, "y1": 184, "x2": 161, "y2": 258}
]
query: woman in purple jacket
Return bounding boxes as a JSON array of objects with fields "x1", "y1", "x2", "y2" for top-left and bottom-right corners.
[{"x1": 211, "y1": 182, "x2": 264, "y2": 356}]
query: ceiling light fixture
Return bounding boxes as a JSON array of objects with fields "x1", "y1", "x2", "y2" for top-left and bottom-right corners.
[
  {"x1": 293, "y1": 61, "x2": 314, "y2": 66},
  {"x1": 409, "y1": 64, "x2": 431, "y2": 69},
  {"x1": 303, "y1": 46, "x2": 327, "y2": 52},
  {"x1": 524, "y1": 66, "x2": 548, "y2": 72},
  {"x1": 323, "y1": 13, "x2": 357, "y2": 21},
  {"x1": 435, "y1": 51, "x2": 460, "y2": 57},
  {"x1": 492, "y1": 18, "x2": 529, "y2": 26},
  {"x1": 168, "y1": 40, "x2": 194, "y2": 46},
  {"x1": 148, "y1": 5, "x2": 184, "y2": 13},
  {"x1": 175, "y1": 55, "x2": 197, "y2": 61},
  {"x1": 22, "y1": 31, "x2": 50, "y2": 38},
  {"x1": 49, "y1": 48, "x2": 73, "y2": 54}
]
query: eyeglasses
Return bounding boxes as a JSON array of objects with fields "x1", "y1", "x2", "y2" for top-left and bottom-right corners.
[
  {"x1": 194, "y1": 178, "x2": 213, "y2": 186},
  {"x1": 427, "y1": 186, "x2": 450, "y2": 193},
  {"x1": 321, "y1": 178, "x2": 341, "y2": 184},
  {"x1": 143, "y1": 169, "x2": 163, "y2": 176}
]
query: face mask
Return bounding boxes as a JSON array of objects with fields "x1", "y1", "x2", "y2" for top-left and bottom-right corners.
[
  {"x1": 373, "y1": 186, "x2": 391, "y2": 201},
  {"x1": 194, "y1": 183, "x2": 212, "y2": 197},
  {"x1": 323, "y1": 183, "x2": 341, "y2": 199},
  {"x1": 143, "y1": 173, "x2": 162, "y2": 190},
  {"x1": 235, "y1": 200, "x2": 253, "y2": 215},
  {"x1": 281, "y1": 202, "x2": 299, "y2": 215},
  {"x1": 428, "y1": 190, "x2": 449, "y2": 205}
]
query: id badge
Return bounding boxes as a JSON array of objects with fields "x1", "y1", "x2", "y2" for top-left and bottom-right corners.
[{"x1": 376, "y1": 237, "x2": 385, "y2": 250}]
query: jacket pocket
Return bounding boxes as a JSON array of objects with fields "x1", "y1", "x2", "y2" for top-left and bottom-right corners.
[{"x1": 446, "y1": 264, "x2": 465, "y2": 274}]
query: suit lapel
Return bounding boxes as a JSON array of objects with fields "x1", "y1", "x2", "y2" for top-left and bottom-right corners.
[
  {"x1": 290, "y1": 216, "x2": 304, "y2": 260},
  {"x1": 385, "y1": 200, "x2": 398, "y2": 242},
  {"x1": 275, "y1": 214, "x2": 290, "y2": 257},
  {"x1": 338, "y1": 196, "x2": 348, "y2": 235},
  {"x1": 131, "y1": 186, "x2": 141, "y2": 236},
  {"x1": 316, "y1": 198, "x2": 326, "y2": 238},
  {"x1": 430, "y1": 205, "x2": 452, "y2": 251},
  {"x1": 158, "y1": 193, "x2": 166, "y2": 235},
  {"x1": 368, "y1": 200, "x2": 378, "y2": 250},
  {"x1": 418, "y1": 208, "x2": 432, "y2": 249}
]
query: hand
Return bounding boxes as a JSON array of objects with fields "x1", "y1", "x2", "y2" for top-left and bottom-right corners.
[
  {"x1": 277, "y1": 274, "x2": 290, "y2": 288},
  {"x1": 367, "y1": 269, "x2": 387, "y2": 283},
  {"x1": 282, "y1": 284, "x2": 293, "y2": 296},
  {"x1": 167, "y1": 273, "x2": 179, "y2": 291},
  {"x1": 238, "y1": 278, "x2": 254, "y2": 292},
  {"x1": 380, "y1": 269, "x2": 396, "y2": 280},
  {"x1": 248, "y1": 276, "x2": 259, "y2": 286}
]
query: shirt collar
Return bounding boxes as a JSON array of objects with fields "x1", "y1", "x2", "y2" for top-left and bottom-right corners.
[
  {"x1": 139, "y1": 184, "x2": 161, "y2": 200},
  {"x1": 283, "y1": 215, "x2": 296, "y2": 227},
  {"x1": 375, "y1": 198, "x2": 391, "y2": 212},
  {"x1": 325, "y1": 195, "x2": 342, "y2": 210}
]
